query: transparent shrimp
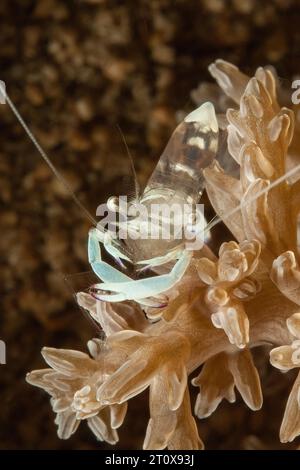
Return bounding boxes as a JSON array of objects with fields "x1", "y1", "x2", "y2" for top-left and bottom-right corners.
[
  {"x1": 3, "y1": 87, "x2": 300, "y2": 306},
  {"x1": 116, "y1": 102, "x2": 219, "y2": 265}
]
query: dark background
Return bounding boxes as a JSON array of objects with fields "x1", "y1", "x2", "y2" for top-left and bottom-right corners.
[{"x1": 0, "y1": 0, "x2": 300, "y2": 450}]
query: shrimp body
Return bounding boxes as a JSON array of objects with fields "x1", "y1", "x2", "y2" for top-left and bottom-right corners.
[{"x1": 89, "y1": 102, "x2": 219, "y2": 306}]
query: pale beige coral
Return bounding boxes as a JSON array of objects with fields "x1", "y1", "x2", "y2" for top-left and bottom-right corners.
[
  {"x1": 271, "y1": 251, "x2": 300, "y2": 306},
  {"x1": 204, "y1": 62, "x2": 296, "y2": 265},
  {"x1": 27, "y1": 60, "x2": 300, "y2": 449},
  {"x1": 192, "y1": 349, "x2": 262, "y2": 418},
  {"x1": 26, "y1": 342, "x2": 127, "y2": 443},
  {"x1": 270, "y1": 313, "x2": 300, "y2": 442},
  {"x1": 195, "y1": 239, "x2": 261, "y2": 348}
]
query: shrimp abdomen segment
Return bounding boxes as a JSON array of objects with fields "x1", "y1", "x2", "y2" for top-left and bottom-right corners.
[{"x1": 143, "y1": 102, "x2": 219, "y2": 204}]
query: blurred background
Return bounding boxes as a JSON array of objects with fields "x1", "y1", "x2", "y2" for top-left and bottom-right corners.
[{"x1": 0, "y1": 0, "x2": 300, "y2": 450}]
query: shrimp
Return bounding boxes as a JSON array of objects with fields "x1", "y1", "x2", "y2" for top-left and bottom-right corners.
[
  {"x1": 88, "y1": 102, "x2": 219, "y2": 306},
  {"x1": 4, "y1": 87, "x2": 299, "y2": 308}
]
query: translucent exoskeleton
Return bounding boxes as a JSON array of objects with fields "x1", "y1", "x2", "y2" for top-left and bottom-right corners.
[{"x1": 88, "y1": 102, "x2": 219, "y2": 306}]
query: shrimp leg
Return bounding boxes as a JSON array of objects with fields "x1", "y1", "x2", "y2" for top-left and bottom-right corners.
[{"x1": 93, "y1": 250, "x2": 192, "y2": 302}]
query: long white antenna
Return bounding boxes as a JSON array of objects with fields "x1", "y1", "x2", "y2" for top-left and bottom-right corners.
[
  {"x1": 4, "y1": 90, "x2": 98, "y2": 227},
  {"x1": 116, "y1": 123, "x2": 140, "y2": 202},
  {"x1": 204, "y1": 162, "x2": 300, "y2": 236}
]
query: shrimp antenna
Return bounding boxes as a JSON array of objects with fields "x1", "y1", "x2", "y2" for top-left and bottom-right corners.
[
  {"x1": 204, "y1": 162, "x2": 300, "y2": 236},
  {"x1": 116, "y1": 123, "x2": 140, "y2": 201},
  {"x1": 3, "y1": 90, "x2": 98, "y2": 227},
  {"x1": 62, "y1": 272, "x2": 102, "y2": 334}
]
